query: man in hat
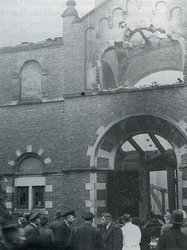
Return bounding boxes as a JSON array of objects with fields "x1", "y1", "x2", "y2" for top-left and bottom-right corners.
[
  {"x1": 100, "y1": 213, "x2": 123, "y2": 250},
  {"x1": 51, "y1": 210, "x2": 76, "y2": 250},
  {"x1": 50, "y1": 211, "x2": 62, "y2": 235},
  {"x1": 157, "y1": 209, "x2": 187, "y2": 250},
  {"x1": 67, "y1": 212, "x2": 104, "y2": 250},
  {"x1": 39, "y1": 216, "x2": 55, "y2": 250},
  {"x1": 24, "y1": 212, "x2": 41, "y2": 250}
]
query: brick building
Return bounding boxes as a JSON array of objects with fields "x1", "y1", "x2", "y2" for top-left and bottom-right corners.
[{"x1": 1, "y1": 0, "x2": 187, "y2": 222}]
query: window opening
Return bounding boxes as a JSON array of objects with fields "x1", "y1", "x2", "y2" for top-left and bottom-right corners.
[
  {"x1": 17, "y1": 187, "x2": 29, "y2": 209},
  {"x1": 33, "y1": 186, "x2": 44, "y2": 208}
]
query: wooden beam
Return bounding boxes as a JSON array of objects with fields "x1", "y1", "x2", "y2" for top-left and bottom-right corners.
[
  {"x1": 148, "y1": 133, "x2": 166, "y2": 153},
  {"x1": 128, "y1": 138, "x2": 145, "y2": 157},
  {"x1": 146, "y1": 149, "x2": 175, "y2": 164},
  {"x1": 151, "y1": 184, "x2": 167, "y2": 193}
]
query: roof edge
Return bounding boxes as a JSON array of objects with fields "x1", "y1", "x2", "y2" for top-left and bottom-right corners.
[
  {"x1": 77, "y1": 0, "x2": 111, "y2": 22},
  {"x1": 0, "y1": 38, "x2": 64, "y2": 54}
]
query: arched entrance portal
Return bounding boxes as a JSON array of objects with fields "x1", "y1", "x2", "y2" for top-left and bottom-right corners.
[{"x1": 88, "y1": 115, "x2": 187, "y2": 221}]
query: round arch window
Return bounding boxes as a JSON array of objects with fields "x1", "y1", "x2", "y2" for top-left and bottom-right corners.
[{"x1": 17, "y1": 154, "x2": 44, "y2": 174}]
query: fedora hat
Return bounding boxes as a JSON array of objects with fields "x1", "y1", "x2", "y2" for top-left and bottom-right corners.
[{"x1": 170, "y1": 210, "x2": 184, "y2": 225}]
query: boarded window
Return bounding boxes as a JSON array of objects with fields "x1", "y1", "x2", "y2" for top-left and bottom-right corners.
[{"x1": 21, "y1": 61, "x2": 42, "y2": 100}]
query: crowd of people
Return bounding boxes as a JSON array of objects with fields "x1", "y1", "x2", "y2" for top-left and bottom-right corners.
[{"x1": 0, "y1": 209, "x2": 187, "y2": 250}]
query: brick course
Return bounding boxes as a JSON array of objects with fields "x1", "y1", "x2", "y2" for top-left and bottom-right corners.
[{"x1": 0, "y1": 0, "x2": 187, "y2": 218}]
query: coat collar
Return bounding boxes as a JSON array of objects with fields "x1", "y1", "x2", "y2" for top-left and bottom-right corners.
[
  {"x1": 103, "y1": 222, "x2": 115, "y2": 241},
  {"x1": 30, "y1": 222, "x2": 39, "y2": 234}
]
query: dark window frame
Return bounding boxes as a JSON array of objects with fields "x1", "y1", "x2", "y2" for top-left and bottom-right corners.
[
  {"x1": 17, "y1": 186, "x2": 29, "y2": 209},
  {"x1": 32, "y1": 186, "x2": 45, "y2": 208}
]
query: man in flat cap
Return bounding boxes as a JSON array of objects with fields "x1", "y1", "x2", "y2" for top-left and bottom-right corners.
[
  {"x1": 67, "y1": 212, "x2": 104, "y2": 250},
  {"x1": 51, "y1": 210, "x2": 76, "y2": 250},
  {"x1": 24, "y1": 212, "x2": 41, "y2": 250}
]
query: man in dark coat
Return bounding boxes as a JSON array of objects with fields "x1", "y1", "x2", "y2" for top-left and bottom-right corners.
[
  {"x1": 157, "y1": 210, "x2": 187, "y2": 250},
  {"x1": 39, "y1": 216, "x2": 54, "y2": 250},
  {"x1": 100, "y1": 213, "x2": 123, "y2": 250},
  {"x1": 50, "y1": 210, "x2": 76, "y2": 250},
  {"x1": 67, "y1": 212, "x2": 104, "y2": 250},
  {"x1": 132, "y1": 217, "x2": 150, "y2": 250},
  {"x1": 50, "y1": 211, "x2": 62, "y2": 232},
  {"x1": 24, "y1": 212, "x2": 41, "y2": 250}
]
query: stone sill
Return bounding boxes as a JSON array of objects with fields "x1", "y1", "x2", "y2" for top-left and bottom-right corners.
[
  {"x1": 64, "y1": 83, "x2": 185, "y2": 99},
  {"x1": 0, "y1": 168, "x2": 113, "y2": 177},
  {"x1": 0, "y1": 97, "x2": 65, "y2": 108}
]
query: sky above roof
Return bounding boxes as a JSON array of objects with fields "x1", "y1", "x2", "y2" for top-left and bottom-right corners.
[{"x1": 0, "y1": 0, "x2": 95, "y2": 48}]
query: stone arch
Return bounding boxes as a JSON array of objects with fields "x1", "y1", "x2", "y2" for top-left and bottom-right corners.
[
  {"x1": 15, "y1": 152, "x2": 45, "y2": 174},
  {"x1": 92, "y1": 30, "x2": 186, "y2": 89},
  {"x1": 168, "y1": 6, "x2": 183, "y2": 24},
  {"x1": 87, "y1": 114, "x2": 187, "y2": 168},
  {"x1": 169, "y1": 6, "x2": 183, "y2": 21},
  {"x1": 112, "y1": 8, "x2": 124, "y2": 29},
  {"x1": 20, "y1": 60, "x2": 42, "y2": 101},
  {"x1": 154, "y1": 1, "x2": 167, "y2": 13},
  {"x1": 125, "y1": 0, "x2": 140, "y2": 13},
  {"x1": 8, "y1": 145, "x2": 52, "y2": 170},
  {"x1": 93, "y1": 41, "x2": 115, "y2": 88},
  {"x1": 125, "y1": 41, "x2": 183, "y2": 86},
  {"x1": 87, "y1": 115, "x2": 187, "y2": 210},
  {"x1": 98, "y1": 17, "x2": 110, "y2": 39}
]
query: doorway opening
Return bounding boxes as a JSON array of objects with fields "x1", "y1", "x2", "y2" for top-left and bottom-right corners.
[{"x1": 93, "y1": 115, "x2": 185, "y2": 221}]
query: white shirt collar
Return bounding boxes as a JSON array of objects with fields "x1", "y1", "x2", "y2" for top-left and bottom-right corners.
[
  {"x1": 64, "y1": 220, "x2": 70, "y2": 228},
  {"x1": 106, "y1": 223, "x2": 111, "y2": 230},
  {"x1": 30, "y1": 222, "x2": 37, "y2": 228}
]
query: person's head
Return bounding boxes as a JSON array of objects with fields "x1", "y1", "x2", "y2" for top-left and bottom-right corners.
[
  {"x1": 122, "y1": 214, "x2": 131, "y2": 225},
  {"x1": 100, "y1": 213, "x2": 113, "y2": 226},
  {"x1": 56, "y1": 211, "x2": 62, "y2": 220},
  {"x1": 164, "y1": 212, "x2": 171, "y2": 224},
  {"x1": 40, "y1": 216, "x2": 49, "y2": 227},
  {"x1": 170, "y1": 210, "x2": 184, "y2": 227},
  {"x1": 82, "y1": 212, "x2": 95, "y2": 223},
  {"x1": 23, "y1": 212, "x2": 30, "y2": 221},
  {"x1": 63, "y1": 211, "x2": 76, "y2": 225},
  {"x1": 131, "y1": 217, "x2": 140, "y2": 226},
  {"x1": 29, "y1": 212, "x2": 41, "y2": 227}
]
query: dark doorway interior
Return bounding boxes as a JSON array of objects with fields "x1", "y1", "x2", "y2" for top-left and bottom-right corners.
[{"x1": 107, "y1": 170, "x2": 139, "y2": 220}]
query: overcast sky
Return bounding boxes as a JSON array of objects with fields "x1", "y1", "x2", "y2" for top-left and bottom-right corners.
[{"x1": 0, "y1": 0, "x2": 95, "y2": 48}]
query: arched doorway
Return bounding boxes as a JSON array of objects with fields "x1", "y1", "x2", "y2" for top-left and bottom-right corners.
[
  {"x1": 108, "y1": 133, "x2": 177, "y2": 220},
  {"x1": 88, "y1": 115, "x2": 187, "y2": 221}
]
